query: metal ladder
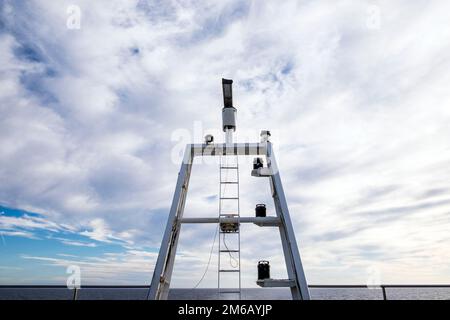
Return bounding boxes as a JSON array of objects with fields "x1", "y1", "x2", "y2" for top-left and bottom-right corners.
[
  {"x1": 148, "y1": 141, "x2": 311, "y2": 300},
  {"x1": 218, "y1": 154, "x2": 241, "y2": 299}
]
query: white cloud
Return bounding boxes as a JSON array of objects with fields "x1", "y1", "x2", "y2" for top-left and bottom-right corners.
[
  {"x1": 22, "y1": 249, "x2": 158, "y2": 285},
  {"x1": 0, "y1": 214, "x2": 69, "y2": 234},
  {"x1": 0, "y1": 210, "x2": 132, "y2": 247},
  {"x1": 79, "y1": 218, "x2": 131, "y2": 244},
  {"x1": 0, "y1": 230, "x2": 37, "y2": 240},
  {"x1": 50, "y1": 237, "x2": 97, "y2": 248}
]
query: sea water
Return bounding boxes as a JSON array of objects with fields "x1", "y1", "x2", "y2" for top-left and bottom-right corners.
[{"x1": 0, "y1": 287, "x2": 449, "y2": 300}]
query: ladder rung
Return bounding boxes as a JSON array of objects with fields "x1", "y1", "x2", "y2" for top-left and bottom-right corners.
[
  {"x1": 220, "y1": 197, "x2": 239, "y2": 200},
  {"x1": 219, "y1": 290, "x2": 241, "y2": 294},
  {"x1": 220, "y1": 166, "x2": 238, "y2": 169},
  {"x1": 220, "y1": 181, "x2": 239, "y2": 184},
  {"x1": 220, "y1": 249, "x2": 239, "y2": 252},
  {"x1": 219, "y1": 269, "x2": 240, "y2": 273}
]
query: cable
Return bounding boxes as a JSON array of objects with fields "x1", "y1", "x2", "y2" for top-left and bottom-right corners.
[
  {"x1": 223, "y1": 233, "x2": 239, "y2": 268},
  {"x1": 192, "y1": 224, "x2": 219, "y2": 289}
]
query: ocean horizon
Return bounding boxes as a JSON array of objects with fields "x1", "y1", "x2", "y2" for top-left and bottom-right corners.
[{"x1": 1, "y1": 287, "x2": 449, "y2": 300}]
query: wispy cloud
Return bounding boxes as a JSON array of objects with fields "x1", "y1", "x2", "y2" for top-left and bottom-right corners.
[
  {"x1": 0, "y1": 214, "x2": 70, "y2": 234},
  {"x1": 79, "y1": 218, "x2": 133, "y2": 245},
  {"x1": 22, "y1": 249, "x2": 158, "y2": 285},
  {"x1": 0, "y1": 230, "x2": 37, "y2": 240},
  {"x1": 50, "y1": 237, "x2": 97, "y2": 248},
  {"x1": 0, "y1": 208, "x2": 136, "y2": 248}
]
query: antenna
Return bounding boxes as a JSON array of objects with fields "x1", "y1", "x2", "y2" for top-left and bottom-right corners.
[
  {"x1": 222, "y1": 78, "x2": 236, "y2": 144},
  {"x1": 222, "y1": 78, "x2": 233, "y2": 108}
]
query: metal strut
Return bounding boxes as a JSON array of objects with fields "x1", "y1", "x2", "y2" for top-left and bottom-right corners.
[{"x1": 148, "y1": 142, "x2": 310, "y2": 300}]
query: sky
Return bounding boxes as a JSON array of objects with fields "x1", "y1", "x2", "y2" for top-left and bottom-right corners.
[{"x1": 1, "y1": 0, "x2": 450, "y2": 288}]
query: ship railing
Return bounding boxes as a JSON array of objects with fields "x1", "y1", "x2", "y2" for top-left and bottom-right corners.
[{"x1": 1, "y1": 284, "x2": 449, "y2": 300}]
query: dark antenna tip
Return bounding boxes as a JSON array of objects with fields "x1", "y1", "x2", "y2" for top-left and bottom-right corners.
[{"x1": 222, "y1": 78, "x2": 233, "y2": 108}]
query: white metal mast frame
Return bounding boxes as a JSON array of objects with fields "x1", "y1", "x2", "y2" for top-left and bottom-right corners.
[{"x1": 147, "y1": 142, "x2": 310, "y2": 300}]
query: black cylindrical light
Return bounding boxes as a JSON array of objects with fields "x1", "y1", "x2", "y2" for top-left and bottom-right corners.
[
  {"x1": 258, "y1": 261, "x2": 270, "y2": 280},
  {"x1": 255, "y1": 204, "x2": 266, "y2": 217}
]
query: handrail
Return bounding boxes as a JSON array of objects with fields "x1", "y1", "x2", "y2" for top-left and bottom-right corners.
[
  {"x1": 1, "y1": 284, "x2": 449, "y2": 300},
  {"x1": 308, "y1": 284, "x2": 450, "y2": 300}
]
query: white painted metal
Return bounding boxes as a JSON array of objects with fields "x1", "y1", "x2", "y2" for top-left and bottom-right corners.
[
  {"x1": 148, "y1": 141, "x2": 310, "y2": 300},
  {"x1": 147, "y1": 145, "x2": 193, "y2": 300},
  {"x1": 251, "y1": 167, "x2": 272, "y2": 177},
  {"x1": 181, "y1": 216, "x2": 280, "y2": 226},
  {"x1": 266, "y1": 141, "x2": 311, "y2": 300},
  {"x1": 191, "y1": 143, "x2": 266, "y2": 157},
  {"x1": 257, "y1": 279, "x2": 296, "y2": 288},
  {"x1": 225, "y1": 128, "x2": 233, "y2": 144}
]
